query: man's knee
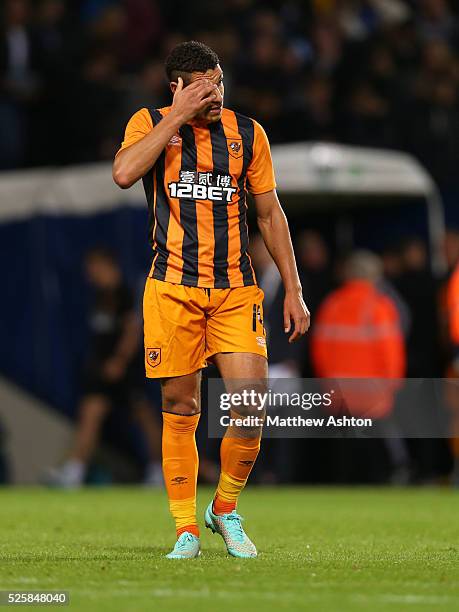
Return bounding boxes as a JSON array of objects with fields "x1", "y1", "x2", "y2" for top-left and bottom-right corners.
[
  {"x1": 224, "y1": 382, "x2": 266, "y2": 438},
  {"x1": 79, "y1": 395, "x2": 111, "y2": 422},
  {"x1": 161, "y1": 373, "x2": 201, "y2": 416},
  {"x1": 162, "y1": 391, "x2": 200, "y2": 416},
  {"x1": 228, "y1": 381, "x2": 267, "y2": 418}
]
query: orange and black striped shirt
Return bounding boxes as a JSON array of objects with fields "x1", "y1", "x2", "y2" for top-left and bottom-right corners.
[{"x1": 118, "y1": 106, "x2": 276, "y2": 288}]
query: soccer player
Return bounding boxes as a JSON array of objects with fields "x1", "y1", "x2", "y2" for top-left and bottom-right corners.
[{"x1": 113, "y1": 41, "x2": 310, "y2": 558}]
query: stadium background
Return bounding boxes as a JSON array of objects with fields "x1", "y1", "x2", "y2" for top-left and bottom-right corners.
[{"x1": 1, "y1": 0, "x2": 459, "y2": 486}]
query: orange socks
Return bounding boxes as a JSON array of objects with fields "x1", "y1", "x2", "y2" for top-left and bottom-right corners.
[
  {"x1": 213, "y1": 434, "x2": 261, "y2": 515},
  {"x1": 162, "y1": 411, "x2": 200, "y2": 538},
  {"x1": 162, "y1": 411, "x2": 261, "y2": 534}
]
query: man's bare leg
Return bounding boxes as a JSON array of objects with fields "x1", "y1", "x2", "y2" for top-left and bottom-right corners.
[
  {"x1": 71, "y1": 394, "x2": 111, "y2": 463},
  {"x1": 213, "y1": 352, "x2": 268, "y2": 383}
]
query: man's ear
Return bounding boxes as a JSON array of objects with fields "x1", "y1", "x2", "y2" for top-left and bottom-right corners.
[{"x1": 170, "y1": 81, "x2": 177, "y2": 94}]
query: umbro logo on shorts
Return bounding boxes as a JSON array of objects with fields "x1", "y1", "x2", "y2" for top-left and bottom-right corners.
[
  {"x1": 146, "y1": 347, "x2": 161, "y2": 368},
  {"x1": 238, "y1": 460, "x2": 254, "y2": 466}
]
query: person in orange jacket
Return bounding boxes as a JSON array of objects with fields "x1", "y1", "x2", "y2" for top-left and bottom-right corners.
[
  {"x1": 447, "y1": 263, "x2": 459, "y2": 356},
  {"x1": 446, "y1": 262, "x2": 459, "y2": 482},
  {"x1": 311, "y1": 250, "x2": 406, "y2": 419}
]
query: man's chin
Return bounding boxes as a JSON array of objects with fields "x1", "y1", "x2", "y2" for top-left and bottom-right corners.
[
  {"x1": 203, "y1": 107, "x2": 223, "y2": 123},
  {"x1": 195, "y1": 108, "x2": 223, "y2": 124},
  {"x1": 206, "y1": 112, "x2": 222, "y2": 123}
]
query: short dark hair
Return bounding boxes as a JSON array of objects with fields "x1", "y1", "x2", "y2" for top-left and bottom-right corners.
[{"x1": 165, "y1": 41, "x2": 219, "y2": 82}]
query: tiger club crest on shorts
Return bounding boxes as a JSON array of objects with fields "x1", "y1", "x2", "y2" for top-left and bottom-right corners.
[
  {"x1": 227, "y1": 138, "x2": 243, "y2": 159},
  {"x1": 146, "y1": 347, "x2": 161, "y2": 368}
]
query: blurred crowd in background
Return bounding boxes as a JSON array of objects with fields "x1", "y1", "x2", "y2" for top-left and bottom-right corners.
[
  {"x1": 2, "y1": 0, "x2": 459, "y2": 485},
  {"x1": 1, "y1": 0, "x2": 459, "y2": 186},
  {"x1": 252, "y1": 229, "x2": 458, "y2": 485}
]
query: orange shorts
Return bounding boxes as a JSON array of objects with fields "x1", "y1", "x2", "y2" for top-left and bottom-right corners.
[{"x1": 143, "y1": 278, "x2": 267, "y2": 378}]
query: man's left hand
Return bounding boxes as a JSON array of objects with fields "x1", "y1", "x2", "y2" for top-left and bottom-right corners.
[{"x1": 283, "y1": 290, "x2": 310, "y2": 343}]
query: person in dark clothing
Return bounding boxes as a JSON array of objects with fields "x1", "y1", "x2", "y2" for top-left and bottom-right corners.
[
  {"x1": 47, "y1": 247, "x2": 162, "y2": 487},
  {"x1": 392, "y1": 237, "x2": 452, "y2": 482},
  {"x1": 295, "y1": 230, "x2": 334, "y2": 376},
  {"x1": 393, "y1": 237, "x2": 441, "y2": 377}
]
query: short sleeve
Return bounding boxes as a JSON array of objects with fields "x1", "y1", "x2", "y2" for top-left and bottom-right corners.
[
  {"x1": 116, "y1": 108, "x2": 153, "y2": 155},
  {"x1": 246, "y1": 120, "x2": 277, "y2": 195}
]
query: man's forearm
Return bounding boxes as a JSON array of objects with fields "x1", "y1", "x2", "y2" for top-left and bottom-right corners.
[
  {"x1": 113, "y1": 111, "x2": 183, "y2": 188},
  {"x1": 257, "y1": 203, "x2": 302, "y2": 294},
  {"x1": 112, "y1": 314, "x2": 141, "y2": 364}
]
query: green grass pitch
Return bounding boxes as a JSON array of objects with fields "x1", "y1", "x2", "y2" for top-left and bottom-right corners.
[{"x1": 1, "y1": 486, "x2": 458, "y2": 611}]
